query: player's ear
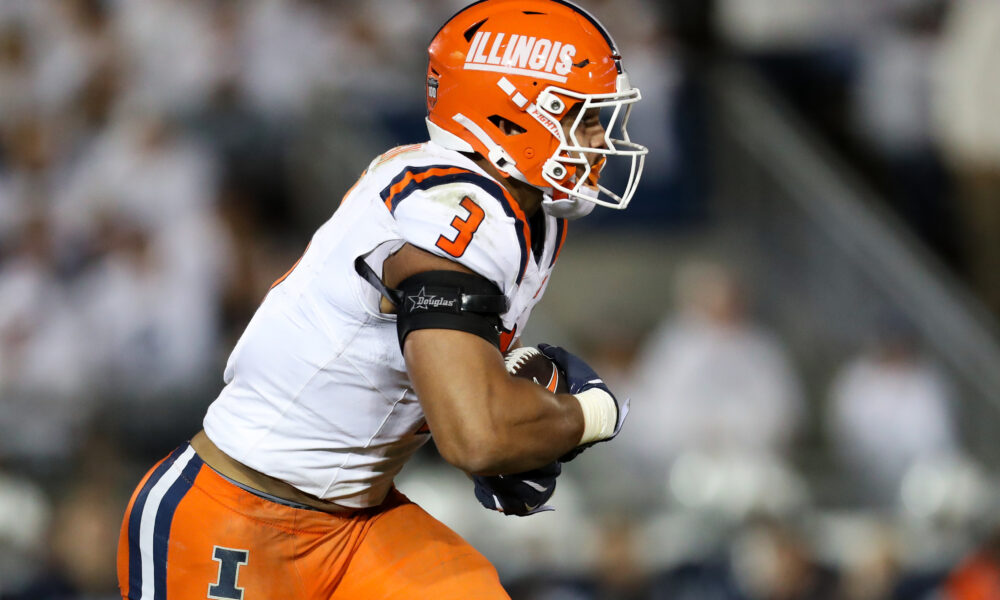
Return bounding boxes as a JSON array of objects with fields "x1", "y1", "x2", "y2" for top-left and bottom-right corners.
[{"x1": 487, "y1": 115, "x2": 526, "y2": 137}]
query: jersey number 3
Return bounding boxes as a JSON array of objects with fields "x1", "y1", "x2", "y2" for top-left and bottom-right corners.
[{"x1": 436, "y1": 196, "x2": 484, "y2": 258}]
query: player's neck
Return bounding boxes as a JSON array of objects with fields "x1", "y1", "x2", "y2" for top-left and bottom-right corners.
[{"x1": 466, "y1": 153, "x2": 543, "y2": 217}]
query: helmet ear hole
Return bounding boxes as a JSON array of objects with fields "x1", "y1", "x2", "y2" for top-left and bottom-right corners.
[{"x1": 487, "y1": 115, "x2": 527, "y2": 136}]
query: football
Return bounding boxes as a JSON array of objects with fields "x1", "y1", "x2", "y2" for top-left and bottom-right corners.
[{"x1": 504, "y1": 346, "x2": 568, "y2": 393}]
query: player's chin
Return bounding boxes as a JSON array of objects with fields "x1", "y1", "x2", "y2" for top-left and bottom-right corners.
[
  {"x1": 569, "y1": 169, "x2": 599, "y2": 186},
  {"x1": 583, "y1": 178, "x2": 601, "y2": 190}
]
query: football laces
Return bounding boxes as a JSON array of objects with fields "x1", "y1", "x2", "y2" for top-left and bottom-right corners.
[{"x1": 503, "y1": 346, "x2": 542, "y2": 373}]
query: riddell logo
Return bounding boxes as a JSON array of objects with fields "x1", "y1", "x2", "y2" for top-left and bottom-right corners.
[{"x1": 464, "y1": 31, "x2": 576, "y2": 83}]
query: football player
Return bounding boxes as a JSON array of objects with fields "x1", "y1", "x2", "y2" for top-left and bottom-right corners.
[{"x1": 116, "y1": 1, "x2": 647, "y2": 598}]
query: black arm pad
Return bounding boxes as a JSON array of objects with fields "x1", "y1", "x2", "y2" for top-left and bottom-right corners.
[{"x1": 395, "y1": 270, "x2": 507, "y2": 351}]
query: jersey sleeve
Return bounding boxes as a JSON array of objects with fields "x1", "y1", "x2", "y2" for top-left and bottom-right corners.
[{"x1": 382, "y1": 165, "x2": 531, "y2": 295}]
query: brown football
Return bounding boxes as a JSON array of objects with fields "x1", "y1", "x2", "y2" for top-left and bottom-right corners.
[{"x1": 503, "y1": 346, "x2": 568, "y2": 393}]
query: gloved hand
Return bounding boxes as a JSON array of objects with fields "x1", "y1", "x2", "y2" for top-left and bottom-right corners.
[
  {"x1": 538, "y1": 343, "x2": 629, "y2": 461},
  {"x1": 473, "y1": 461, "x2": 561, "y2": 516}
]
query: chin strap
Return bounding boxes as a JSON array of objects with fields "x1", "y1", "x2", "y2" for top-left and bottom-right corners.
[
  {"x1": 541, "y1": 189, "x2": 596, "y2": 220},
  {"x1": 541, "y1": 156, "x2": 605, "y2": 220}
]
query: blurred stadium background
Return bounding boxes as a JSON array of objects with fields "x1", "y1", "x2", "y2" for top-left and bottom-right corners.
[{"x1": 1, "y1": 0, "x2": 999, "y2": 598}]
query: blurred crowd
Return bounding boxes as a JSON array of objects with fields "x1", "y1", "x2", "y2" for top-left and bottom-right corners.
[
  {"x1": 0, "y1": 0, "x2": 998, "y2": 599},
  {"x1": 715, "y1": 0, "x2": 1000, "y2": 317}
]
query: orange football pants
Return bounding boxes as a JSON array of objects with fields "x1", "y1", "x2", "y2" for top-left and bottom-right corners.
[{"x1": 117, "y1": 443, "x2": 509, "y2": 599}]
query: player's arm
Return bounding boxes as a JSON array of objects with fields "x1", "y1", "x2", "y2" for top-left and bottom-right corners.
[{"x1": 382, "y1": 243, "x2": 583, "y2": 476}]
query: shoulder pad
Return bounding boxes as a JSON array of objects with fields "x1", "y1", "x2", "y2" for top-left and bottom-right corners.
[{"x1": 380, "y1": 165, "x2": 532, "y2": 287}]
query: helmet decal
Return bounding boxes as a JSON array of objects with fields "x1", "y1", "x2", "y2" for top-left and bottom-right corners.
[
  {"x1": 426, "y1": 75, "x2": 439, "y2": 109},
  {"x1": 464, "y1": 32, "x2": 577, "y2": 83}
]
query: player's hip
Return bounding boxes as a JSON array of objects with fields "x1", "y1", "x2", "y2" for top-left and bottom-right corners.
[
  {"x1": 116, "y1": 441, "x2": 401, "y2": 598},
  {"x1": 115, "y1": 441, "x2": 506, "y2": 599}
]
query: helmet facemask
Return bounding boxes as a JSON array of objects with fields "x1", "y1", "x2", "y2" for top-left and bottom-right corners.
[{"x1": 536, "y1": 75, "x2": 646, "y2": 210}]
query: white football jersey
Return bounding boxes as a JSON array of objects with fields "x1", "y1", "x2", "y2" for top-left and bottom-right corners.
[{"x1": 203, "y1": 142, "x2": 569, "y2": 508}]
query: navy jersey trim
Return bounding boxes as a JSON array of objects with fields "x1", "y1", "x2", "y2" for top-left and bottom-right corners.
[
  {"x1": 380, "y1": 165, "x2": 531, "y2": 285},
  {"x1": 549, "y1": 218, "x2": 565, "y2": 267},
  {"x1": 127, "y1": 445, "x2": 186, "y2": 599},
  {"x1": 126, "y1": 444, "x2": 203, "y2": 599},
  {"x1": 152, "y1": 454, "x2": 203, "y2": 598}
]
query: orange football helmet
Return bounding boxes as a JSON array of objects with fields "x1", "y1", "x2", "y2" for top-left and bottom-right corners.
[{"x1": 426, "y1": 0, "x2": 647, "y2": 210}]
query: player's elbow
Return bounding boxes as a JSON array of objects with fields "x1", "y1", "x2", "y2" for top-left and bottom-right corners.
[{"x1": 434, "y1": 428, "x2": 510, "y2": 475}]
